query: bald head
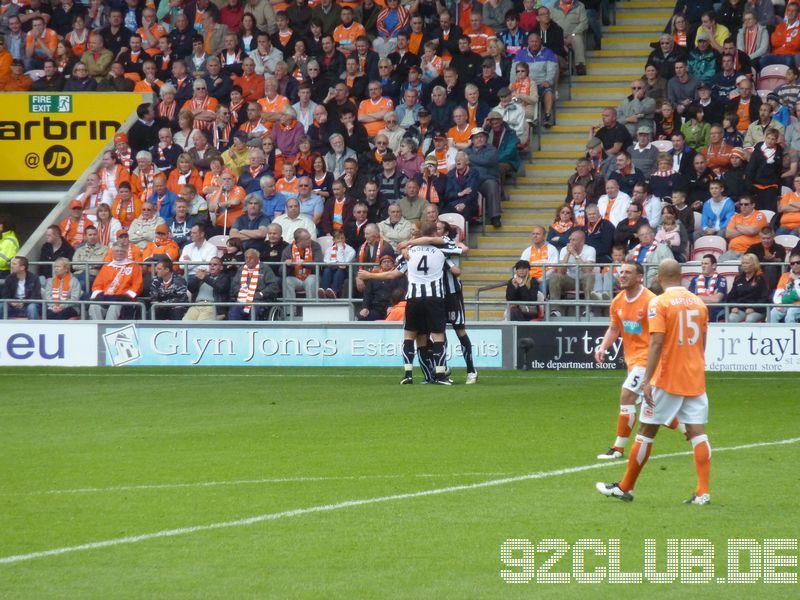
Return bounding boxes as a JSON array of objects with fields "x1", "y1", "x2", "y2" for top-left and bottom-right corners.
[{"x1": 657, "y1": 258, "x2": 682, "y2": 287}]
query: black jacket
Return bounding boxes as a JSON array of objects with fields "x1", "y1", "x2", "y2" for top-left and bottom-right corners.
[
  {"x1": 1, "y1": 272, "x2": 41, "y2": 301},
  {"x1": 187, "y1": 271, "x2": 231, "y2": 314}
]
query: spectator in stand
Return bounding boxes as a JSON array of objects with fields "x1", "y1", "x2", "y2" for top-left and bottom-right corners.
[
  {"x1": 550, "y1": 0, "x2": 587, "y2": 75},
  {"x1": 646, "y1": 34, "x2": 687, "y2": 80},
  {"x1": 261, "y1": 223, "x2": 289, "y2": 276},
  {"x1": 128, "y1": 202, "x2": 166, "y2": 249},
  {"x1": 701, "y1": 124, "x2": 734, "y2": 176},
  {"x1": 777, "y1": 175, "x2": 800, "y2": 235},
  {"x1": 688, "y1": 32, "x2": 719, "y2": 84},
  {"x1": 319, "y1": 230, "x2": 356, "y2": 299},
  {"x1": 519, "y1": 225, "x2": 557, "y2": 293},
  {"x1": 597, "y1": 179, "x2": 632, "y2": 227},
  {"x1": 1, "y1": 59, "x2": 33, "y2": 91},
  {"x1": 229, "y1": 248, "x2": 280, "y2": 320},
  {"x1": 167, "y1": 199, "x2": 196, "y2": 249},
  {"x1": 710, "y1": 53, "x2": 740, "y2": 101},
  {"x1": 566, "y1": 183, "x2": 588, "y2": 227},
  {"x1": 357, "y1": 254, "x2": 406, "y2": 320},
  {"x1": 548, "y1": 204, "x2": 576, "y2": 251},
  {"x1": 643, "y1": 65, "x2": 667, "y2": 103},
  {"x1": 614, "y1": 202, "x2": 647, "y2": 251},
  {"x1": 667, "y1": 60, "x2": 700, "y2": 116},
  {"x1": 71, "y1": 225, "x2": 107, "y2": 287},
  {"x1": 273, "y1": 197, "x2": 316, "y2": 242},
  {"x1": 320, "y1": 181, "x2": 355, "y2": 237},
  {"x1": 1, "y1": 256, "x2": 41, "y2": 320},
  {"x1": 744, "y1": 103, "x2": 784, "y2": 149},
  {"x1": 769, "y1": 251, "x2": 800, "y2": 323},
  {"x1": 88, "y1": 242, "x2": 143, "y2": 320},
  {"x1": 32, "y1": 58, "x2": 65, "y2": 91},
  {"x1": 60, "y1": 200, "x2": 93, "y2": 249},
  {"x1": 582, "y1": 203, "x2": 615, "y2": 262},
  {"x1": 566, "y1": 157, "x2": 605, "y2": 203},
  {"x1": 282, "y1": 227, "x2": 322, "y2": 301},
  {"x1": 695, "y1": 81, "x2": 725, "y2": 126},
  {"x1": 591, "y1": 107, "x2": 632, "y2": 158},
  {"x1": 720, "y1": 196, "x2": 768, "y2": 260},
  {"x1": 725, "y1": 76, "x2": 761, "y2": 135},
  {"x1": 179, "y1": 223, "x2": 218, "y2": 277},
  {"x1": 746, "y1": 127, "x2": 783, "y2": 211},
  {"x1": 727, "y1": 253, "x2": 770, "y2": 322},
  {"x1": 774, "y1": 66, "x2": 800, "y2": 110},
  {"x1": 669, "y1": 130, "x2": 696, "y2": 173},
  {"x1": 656, "y1": 204, "x2": 689, "y2": 262},
  {"x1": 686, "y1": 153, "x2": 715, "y2": 208},
  {"x1": 762, "y1": 2, "x2": 800, "y2": 68},
  {"x1": 628, "y1": 127, "x2": 659, "y2": 177},
  {"x1": 150, "y1": 257, "x2": 189, "y2": 320},
  {"x1": 486, "y1": 111, "x2": 521, "y2": 191},
  {"x1": 464, "y1": 126, "x2": 502, "y2": 227},
  {"x1": 608, "y1": 150, "x2": 645, "y2": 197},
  {"x1": 688, "y1": 253, "x2": 728, "y2": 321},
  {"x1": 377, "y1": 203, "x2": 413, "y2": 251},
  {"x1": 184, "y1": 256, "x2": 230, "y2": 320},
  {"x1": 229, "y1": 195, "x2": 270, "y2": 254},
  {"x1": 720, "y1": 146, "x2": 749, "y2": 201},
  {"x1": 513, "y1": 32, "x2": 556, "y2": 128},
  {"x1": 506, "y1": 259, "x2": 541, "y2": 321},
  {"x1": 649, "y1": 152, "x2": 687, "y2": 201},
  {"x1": 549, "y1": 229, "x2": 596, "y2": 317},
  {"x1": 43, "y1": 257, "x2": 81, "y2": 320},
  {"x1": 748, "y1": 226, "x2": 787, "y2": 289},
  {"x1": 39, "y1": 225, "x2": 74, "y2": 279},
  {"x1": 142, "y1": 224, "x2": 180, "y2": 262},
  {"x1": 699, "y1": 180, "x2": 736, "y2": 239},
  {"x1": 492, "y1": 86, "x2": 527, "y2": 143},
  {"x1": 626, "y1": 224, "x2": 674, "y2": 290},
  {"x1": 617, "y1": 79, "x2": 656, "y2": 139},
  {"x1": 680, "y1": 104, "x2": 710, "y2": 151},
  {"x1": 25, "y1": 16, "x2": 58, "y2": 69}
]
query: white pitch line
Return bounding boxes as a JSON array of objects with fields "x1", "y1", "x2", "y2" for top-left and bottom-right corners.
[
  {"x1": 1, "y1": 436, "x2": 798, "y2": 566},
  {"x1": 2, "y1": 473, "x2": 519, "y2": 497}
]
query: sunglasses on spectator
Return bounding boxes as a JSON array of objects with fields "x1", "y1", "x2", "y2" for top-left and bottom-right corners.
[
  {"x1": 631, "y1": 86, "x2": 643, "y2": 90},
  {"x1": 791, "y1": 261, "x2": 800, "y2": 265},
  {"x1": 739, "y1": 202, "x2": 752, "y2": 206}
]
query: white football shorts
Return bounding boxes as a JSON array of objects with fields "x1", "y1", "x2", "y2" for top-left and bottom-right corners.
[{"x1": 640, "y1": 387, "x2": 709, "y2": 425}]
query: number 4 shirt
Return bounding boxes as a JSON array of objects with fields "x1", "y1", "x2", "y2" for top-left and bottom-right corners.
[{"x1": 648, "y1": 286, "x2": 709, "y2": 397}]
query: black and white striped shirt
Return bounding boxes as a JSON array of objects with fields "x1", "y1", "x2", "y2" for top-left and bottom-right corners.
[{"x1": 396, "y1": 244, "x2": 446, "y2": 299}]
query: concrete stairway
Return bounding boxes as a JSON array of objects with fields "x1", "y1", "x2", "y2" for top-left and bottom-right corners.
[{"x1": 462, "y1": 0, "x2": 673, "y2": 319}]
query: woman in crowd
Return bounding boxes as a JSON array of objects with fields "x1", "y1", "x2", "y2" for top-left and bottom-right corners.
[
  {"x1": 547, "y1": 204, "x2": 576, "y2": 251},
  {"x1": 727, "y1": 253, "x2": 770, "y2": 322}
]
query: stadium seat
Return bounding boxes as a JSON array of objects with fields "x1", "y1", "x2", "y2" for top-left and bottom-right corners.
[
  {"x1": 760, "y1": 209, "x2": 775, "y2": 223},
  {"x1": 781, "y1": 185, "x2": 792, "y2": 197},
  {"x1": 681, "y1": 262, "x2": 701, "y2": 288},
  {"x1": 651, "y1": 140, "x2": 673, "y2": 153},
  {"x1": 757, "y1": 64, "x2": 789, "y2": 92},
  {"x1": 692, "y1": 235, "x2": 727, "y2": 260},
  {"x1": 756, "y1": 90, "x2": 770, "y2": 103},
  {"x1": 717, "y1": 265, "x2": 740, "y2": 291},
  {"x1": 207, "y1": 235, "x2": 229, "y2": 258},
  {"x1": 775, "y1": 234, "x2": 800, "y2": 252},
  {"x1": 693, "y1": 211, "x2": 702, "y2": 233},
  {"x1": 316, "y1": 235, "x2": 333, "y2": 254},
  {"x1": 439, "y1": 213, "x2": 466, "y2": 242}
]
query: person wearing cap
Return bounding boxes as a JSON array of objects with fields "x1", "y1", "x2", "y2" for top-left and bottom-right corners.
[
  {"x1": 102, "y1": 229, "x2": 143, "y2": 263},
  {"x1": 628, "y1": 127, "x2": 659, "y2": 178},
  {"x1": 464, "y1": 126, "x2": 503, "y2": 227},
  {"x1": 512, "y1": 32, "x2": 556, "y2": 127},
  {"x1": 128, "y1": 202, "x2": 166, "y2": 250},
  {"x1": 743, "y1": 102, "x2": 784, "y2": 148},
  {"x1": 567, "y1": 157, "x2": 606, "y2": 204},
  {"x1": 695, "y1": 81, "x2": 725, "y2": 126},
  {"x1": 506, "y1": 259, "x2": 541, "y2": 322},
  {"x1": 142, "y1": 223, "x2": 180, "y2": 262},
  {"x1": 617, "y1": 79, "x2": 656, "y2": 138},
  {"x1": 1, "y1": 58, "x2": 31, "y2": 91},
  {"x1": 473, "y1": 56, "x2": 505, "y2": 107},
  {"x1": 719, "y1": 147, "x2": 749, "y2": 202},
  {"x1": 426, "y1": 130, "x2": 457, "y2": 174},
  {"x1": 486, "y1": 111, "x2": 521, "y2": 190},
  {"x1": 403, "y1": 107, "x2": 436, "y2": 156},
  {"x1": 688, "y1": 31, "x2": 720, "y2": 84},
  {"x1": 764, "y1": 91, "x2": 791, "y2": 129},
  {"x1": 59, "y1": 201, "x2": 93, "y2": 249},
  {"x1": 492, "y1": 87, "x2": 527, "y2": 143},
  {"x1": 376, "y1": 152, "x2": 409, "y2": 208},
  {"x1": 416, "y1": 156, "x2": 448, "y2": 206},
  {"x1": 585, "y1": 136, "x2": 617, "y2": 181}
]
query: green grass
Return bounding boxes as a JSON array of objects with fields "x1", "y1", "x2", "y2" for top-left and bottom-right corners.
[{"x1": 1, "y1": 368, "x2": 799, "y2": 598}]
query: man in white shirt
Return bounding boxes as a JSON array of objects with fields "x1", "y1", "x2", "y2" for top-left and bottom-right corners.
[
  {"x1": 273, "y1": 197, "x2": 317, "y2": 242},
  {"x1": 596, "y1": 179, "x2": 632, "y2": 227},
  {"x1": 548, "y1": 229, "x2": 596, "y2": 316},
  {"x1": 179, "y1": 223, "x2": 218, "y2": 276}
]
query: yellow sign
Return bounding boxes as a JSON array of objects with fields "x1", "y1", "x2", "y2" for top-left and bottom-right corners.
[{"x1": 0, "y1": 92, "x2": 147, "y2": 181}]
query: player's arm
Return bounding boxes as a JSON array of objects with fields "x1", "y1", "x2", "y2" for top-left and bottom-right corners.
[
  {"x1": 641, "y1": 332, "x2": 665, "y2": 406},
  {"x1": 595, "y1": 324, "x2": 620, "y2": 363},
  {"x1": 357, "y1": 268, "x2": 404, "y2": 281}
]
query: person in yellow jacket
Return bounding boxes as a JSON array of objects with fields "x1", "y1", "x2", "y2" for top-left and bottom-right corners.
[{"x1": 0, "y1": 215, "x2": 20, "y2": 277}]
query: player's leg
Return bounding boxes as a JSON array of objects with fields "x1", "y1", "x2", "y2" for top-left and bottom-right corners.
[
  {"x1": 417, "y1": 333, "x2": 435, "y2": 383},
  {"x1": 597, "y1": 371, "x2": 641, "y2": 460},
  {"x1": 679, "y1": 393, "x2": 711, "y2": 504},
  {"x1": 597, "y1": 386, "x2": 681, "y2": 501},
  {"x1": 401, "y1": 329, "x2": 416, "y2": 384},
  {"x1": 426, "y1": 298, "x2": 450, "y2": 384}
]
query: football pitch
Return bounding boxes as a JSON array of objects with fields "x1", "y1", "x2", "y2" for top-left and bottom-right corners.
[{"x1": 2, "y1": 367, "x2": 798, "y2": 598}]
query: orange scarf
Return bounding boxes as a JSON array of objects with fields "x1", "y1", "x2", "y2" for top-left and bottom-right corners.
[
  {"x1": 50, "y1": 272, "x2": 72, "y2": 310},
  {"x1": 695, "y1": 273, "x2": 719, "y2": 295},
  {"x1": 237, "y1": 264, "x2": 260, "y2": 313},
  {"x1": 63, "y1": 217, "x2": 87, "y2": 244},
  {"x1": 358, "y1": 239, "x2": 384, "y2": 271},
  {"x1": 291, "y1": 242, "x2": 313, "y2": 280}
]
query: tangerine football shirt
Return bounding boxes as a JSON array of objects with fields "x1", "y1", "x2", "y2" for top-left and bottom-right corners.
[
  {"x1": 648, "y1": 287, "x2": 709, "y2": 396},
  {"x1": 610, "y1": 286, "x2": 656, "y2": 369}
]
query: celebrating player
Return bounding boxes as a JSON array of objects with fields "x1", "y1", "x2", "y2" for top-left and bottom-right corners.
[{"x1": 597, "y1": 259, "x2": 712, "y2": 504}]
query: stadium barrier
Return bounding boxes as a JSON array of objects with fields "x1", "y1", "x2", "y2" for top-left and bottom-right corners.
[{"x1": 1, "y1": 321, "x2": 797, "y2": 372}]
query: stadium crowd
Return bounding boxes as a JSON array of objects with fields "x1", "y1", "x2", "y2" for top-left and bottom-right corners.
[{"x1": 1, "y1": 0, "x2": 799, "y2": 323}]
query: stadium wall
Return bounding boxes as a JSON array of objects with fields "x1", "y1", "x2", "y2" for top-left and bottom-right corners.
[{"x1": 1, "y1": 323, "x2": 798, "y2": 372}]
